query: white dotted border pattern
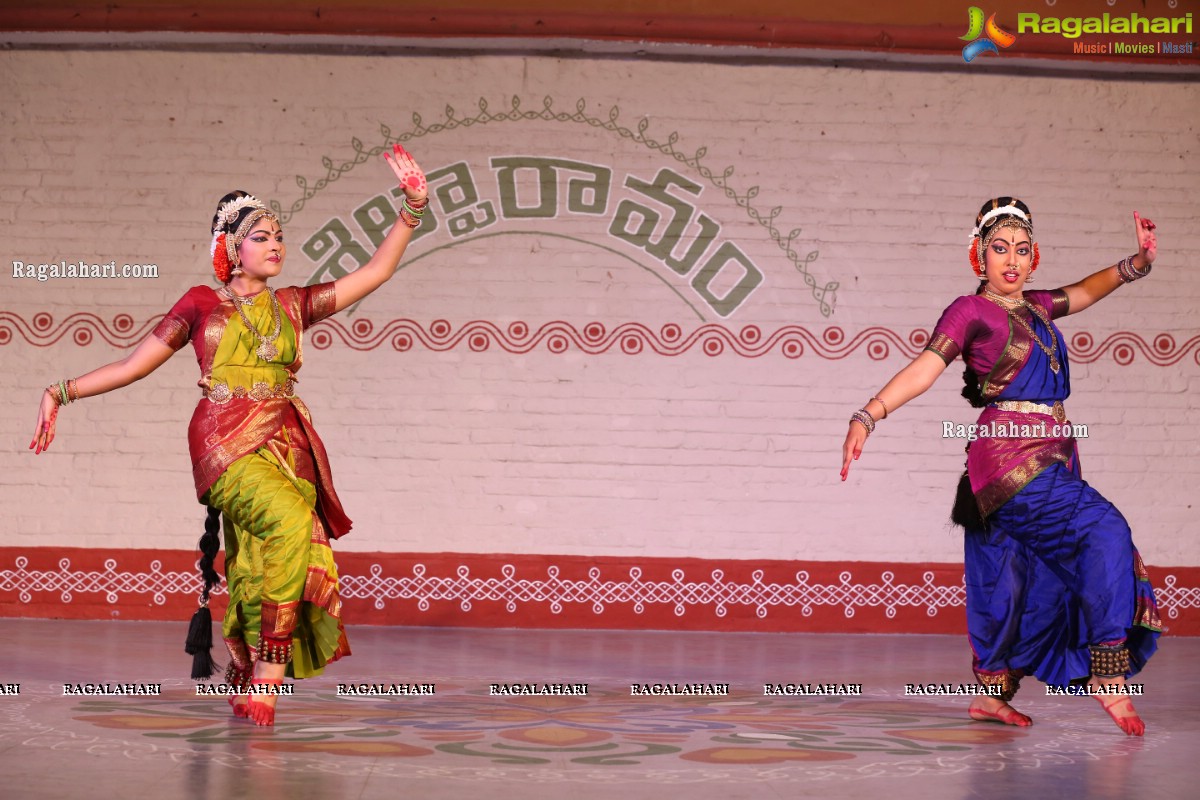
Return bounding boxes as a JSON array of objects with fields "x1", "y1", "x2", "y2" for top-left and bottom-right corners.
[{"x1": 2, "y1": 557, "x2": 1197, "y2": 622}]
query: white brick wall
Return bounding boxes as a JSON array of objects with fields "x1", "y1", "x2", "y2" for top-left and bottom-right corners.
[{"x1": 1, "y1": 50, "x2": 1197, "y2": 565}]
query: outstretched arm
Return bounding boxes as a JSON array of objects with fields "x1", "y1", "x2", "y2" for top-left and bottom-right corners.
[
  {"x1": 332, "y1": 144, "x2": 429, "y2": 313},
  {"x1": 840, "y1": 349, "x2": 949, "y2": 481},
  {"x1": 1060, "y1": 212, "x2": 1157, "y2": 316},
  {"x1": 30, "y1": 334, "x2": 176, "y2": 453}
]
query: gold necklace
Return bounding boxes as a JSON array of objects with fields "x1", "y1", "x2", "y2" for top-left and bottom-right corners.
[
  {"x1": 983, "y1": 288, "x2": 1022, "y2": 305},
  {"x1": 220, "y1": 286, "x2": 282, "y2": 361},
  {"x1": 985, "y1": 294, "x2": 1060, "y2": 373}
]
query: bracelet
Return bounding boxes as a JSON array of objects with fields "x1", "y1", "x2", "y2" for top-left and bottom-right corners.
[
  {"x1": 850, "y1": 408, "x2": 876, "y2": 436},
  {"x1": 870, "y1": 395, "x2": 889, "y2": 420},
  {"x1": 47, "y1": 378, "x2": 78, "y2": 407},
  {"x1": 398, "y1": 208, "x2": 422, "y2": 230},
  {"x1": 399, "y1": 195, "x2": 427, "y2": 229},
  {"x1": 1116, "y1": 253, "x2": 1151, "y2": 284}
]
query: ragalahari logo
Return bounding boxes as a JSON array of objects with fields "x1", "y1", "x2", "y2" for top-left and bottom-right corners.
[{"x1": 960, "y1": 7, "x2": 1017, "y2": 62}]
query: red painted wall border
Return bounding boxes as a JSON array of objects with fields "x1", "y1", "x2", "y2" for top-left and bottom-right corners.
[
  {"x1": 2, "y1": 547, "x2": 1196, "y2": 635},
  {"x1": 4, "y1": 313, "x2": 1199, "y2": 367}
]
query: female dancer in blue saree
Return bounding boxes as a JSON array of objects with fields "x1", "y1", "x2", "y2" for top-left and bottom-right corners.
[{"x1": 840, "y1": 198, "x2": 1161, "y2": 736}]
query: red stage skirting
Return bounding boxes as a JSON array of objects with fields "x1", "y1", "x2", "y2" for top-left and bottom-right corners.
[{"x1": 1, "y1": 547, "x2": 1195, "y2": 635}]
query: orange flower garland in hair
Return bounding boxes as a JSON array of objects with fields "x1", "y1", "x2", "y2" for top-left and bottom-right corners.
[
  {"x1": 212, "y1": 234, "x2": 232, "y2": 283},
  {"x1": 968, "y1": 236, "x2": 983, "y2": 277}
]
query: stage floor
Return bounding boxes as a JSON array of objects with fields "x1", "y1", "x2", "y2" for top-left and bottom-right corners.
[{"x1": 1, "y1": 619, "x2": 1196, "y2": 799}]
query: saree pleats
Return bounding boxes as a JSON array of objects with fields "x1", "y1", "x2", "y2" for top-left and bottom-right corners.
[
  {"x1": 205, "y1": 437, "x2": 349, "y2": 679},
  {"x1": 966, "y1": 463, "x2": 1160, "y2": 688},
  {"x1": 930, "y1": 291, "x2": 1162, "y2": 690}
]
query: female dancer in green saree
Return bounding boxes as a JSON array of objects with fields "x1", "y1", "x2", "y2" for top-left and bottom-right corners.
[{"x1": 31, "y1": 144, "x2": 429, "y2": 726}]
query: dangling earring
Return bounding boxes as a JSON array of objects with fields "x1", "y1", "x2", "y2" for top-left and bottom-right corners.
[
  {"x1": 1026, "y1": 242, "x2": 1039, "y2": 283},
  {"x1": 1025, "y1": 270, "x2": 1035, "y2": 284},
  {"x1": 228, "y1": 242, "x2": 243, "y2": 278}
]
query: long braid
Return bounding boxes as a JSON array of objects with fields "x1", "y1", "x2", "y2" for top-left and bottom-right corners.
[
  {"x1": 960, "y1": 281, "x2": 988, "y2": 409},
  {"x1": 185, "y1": 506, "x2": 222, "y2": 678},
  {"x1": 198, "y1": 506, "x2": 221, "y2": 601},
  {"x1": 950, "y1": 281, "x2": 989, "y2": 531}
]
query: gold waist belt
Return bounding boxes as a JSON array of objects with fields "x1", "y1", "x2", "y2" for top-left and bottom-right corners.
[
  {"x1": 991, "y1": 400, "x2": 1067, "y2": 424},
  {"x1": 203, "y1": 379, "x2": 296, "y2": 404}
]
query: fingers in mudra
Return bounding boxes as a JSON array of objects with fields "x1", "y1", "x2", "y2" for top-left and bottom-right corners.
[
  {"x1": 1139, "y1": 217, "x2": 1156, "y2": 242},
  {"x1": 1132, "y1": 212, "x2": 1157, "y2": 262}
]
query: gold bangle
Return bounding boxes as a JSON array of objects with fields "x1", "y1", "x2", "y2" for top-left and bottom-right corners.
[{"x1": 871, "y1": 395, "x2": 889, "y2": 420}]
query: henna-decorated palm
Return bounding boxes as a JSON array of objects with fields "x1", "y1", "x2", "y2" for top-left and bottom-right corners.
[
  {"x1": 383, "y1": 143, "x2": 427, "y2": 201},
  {"x1": 1134, "y1": 211, "x2": 1157, "y2": 265}
]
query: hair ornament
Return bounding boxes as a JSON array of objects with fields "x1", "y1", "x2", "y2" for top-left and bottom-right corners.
[
  {"x1": 968, "y1": 237, "x2": 984, "y2": 277},
  {"x1": 212, "y1": 234, "x2": 231, "y2": 283},
  {"x1": 213, "y1": 194, "x2": 268, "y2": 235},
  {"x1": 970, "y1": 204, "x2": 1030, "y2": 240}
]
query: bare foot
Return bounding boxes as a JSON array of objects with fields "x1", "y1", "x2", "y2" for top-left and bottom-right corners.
[
  {"x1": 225, "y1": 664, "x2": 251, "y2": 718},
  {"x1": 227, "y1": 692, "x2": 248, "y2": 718},
  {"x1": 246, "y1": 660, "x2": 287, "y2": 727},
  {"x1": 968, "y1": 694, "x2": 1032, "y2": 726},
  {"x1": 1090, "y1": 677, "x2": 1145, "y2": 736}
]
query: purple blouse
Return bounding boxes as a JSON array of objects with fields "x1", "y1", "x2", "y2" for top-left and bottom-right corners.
[{"x1": 925, "y1": 289, "x2": 1070, "y2": 403}]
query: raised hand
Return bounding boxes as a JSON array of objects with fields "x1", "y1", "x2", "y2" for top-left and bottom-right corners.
[
  {"x1": 1133, "y1": 211, "x2": 1157, "y2": 265},
  {"x1": 383, "y1": 143, "x2": 427, "y2": 201}
]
